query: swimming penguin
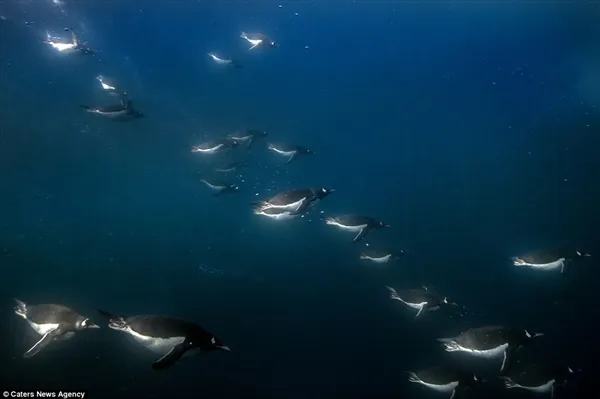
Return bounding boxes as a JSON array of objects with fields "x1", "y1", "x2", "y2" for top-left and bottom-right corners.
[
  {"x1": 407, "y1": 366, "x2": 482, "y2": 399},
  {"x1": 192, "y1": 138, "x2": 239, "y2": 155},
  {"x1": 228, "y1": 129, "x2": 268, "y2": 149},
  {"x1": 45, "y1": 28, "x2": 94, "y2": 55},
  {"x1": 360, "y1": 249, "x2": 404, "y2": 264},
  {"x1": 324, "y1": 215, "x2": 390, "y2": 242},
  {"x1": 437, "y1": 325, "x2": 544, "y2": 375},
  {"x1": 240, "y1": 32, "x2": 278, "y2": 50},
  {"x1": 97, "y1": 310, "x2": 230, "y2": 370},
  {"x1": 14, "y1": 298, "x2": 99, "y2": 358},
  {"x1": 207, "y1": 53, "x2": 242, "y2": 68},
  {"x1": 502, "y1": 365, "x2": 578, "y2": 398},
  {"x1": 253, "y1": 187, "x2": 335, "y2": 215},
  {"x1": 81, "y1": 99, "x2": 144, "y2": 120},
  {"x1": 214, "y1": 160, "x2": 250, "y2": 173},
  {"x1": 199, "y1": 177, "x2": 239, "y2": 196},
  {"x1": 253, "y1": 207, "x2": 298, "y2": 221},
  {"x1": 386, "y1": 286, "x2": 461, "y2": 317},
  {"x1": 267, "y1": 143, "x2": 314, "y2": 164},
  {"x1": 512, "y1": 249, "x2": 591, "y2": 274}
]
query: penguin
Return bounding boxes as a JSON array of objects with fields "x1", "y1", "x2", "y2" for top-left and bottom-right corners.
[
  {"x1": 386, "y1": 286, "x2": 461, "y2": 317},
  {"x1": 207, "y1": 53, "x2": 242, "y2": 68},
  {"x1": 45, "y1": 28, "x2": 94, "y2": 55},
  {"x1": 407, "y1": 366, "x2": 482, "y2": 399},
  {"x1": 81, "y1": 99, "x2": 143, "y2": 120},
  {"x1": 324, "y1": 215, "x2": 390, "y2": 242},
  {"x1": 214, "y1": 160, "x2": 250, "y2": 173},
  {"x1": 240, "y1": 32, "x2": 278, "y2": 50},
  {"x1": 512, "y1": 249, "x2": 591, "y2": 274},
  {"x1": 97, "y1": 310, "x2": 230, "y2": 370},
  {"x1": 14, "y1": 298, "x2": 99, "y2": 358},
  {"x1": 199, "y1": 177, "x2": 239, "y2": 196},
  {"x1": 267, "y1": 143, "x2": 314, "y2": 164},
  {"x1": 253, "y1": 187, "x2": 335, "y2": 215},
  {"x1": 360, "y1": 249, "x2": 404, "y2": 264},
  {"x1": 192, "y1": 138, "x2": 239, "y2": 155},
  {"x1": 502, "y1": 365, "x2": 578, "y2": 398},
  {"x1": 228, "y1": 129, "x2": 268, "y2": 149},
  {"x1": 253, "y1": 206, "x2": 297, "y2": 221},
  {"x1": 437, "y1": 326, "x2": 544, "y2": 375}
]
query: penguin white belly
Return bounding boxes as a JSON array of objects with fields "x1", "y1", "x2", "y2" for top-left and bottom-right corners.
[
  {"x1": 460, "y1": 343, "x2": 508, "y2": 358},
  {"x1": 519, "y1": 380, "x2": 555, "y2": 393},
  {"x1": 369, "y1": 255, "x2": 391, "y2": 264},
  {"x1": 270, "y1": 147, "x2": 295, "y2": 157},
  {"x1": 99, "y1": 110, "x2": 128, "y2": 118},
  {"x1": 231, "y1": 135, "x2": 251, "y2": 142},
  {"x1": 398, "y1": 298, "x2": 427, "y2": 311},
  {"x1": 201, "y1": 180, "x2": 223, "y2": 191},
  {"x1": 514, "y1": 258, "x2": 564, "y2": 270},
  {"x1": 27, "y1": 320, "x2": 59, "y2": 336},
  {"x1": 198, "y1": 144, "x2": 224, "y2": 154},
  {"x1": 416, "y1": 380, "x2": 458, "y2": 392},
  {"x1": 331, "y1": 222, "x2": 366, "y2": 232},
  {"x1": 127, "y1": 327, "x2": 185, "y2": 355},
  {"x1": 255, "y1": 208, "x2": 297, "y2": 221},
  {"x1": 50, "y1": 42, "x2": 76, "y2": 51},
  {"x1": 264, "y1": 198, "x2": 306, "y2": 212}
]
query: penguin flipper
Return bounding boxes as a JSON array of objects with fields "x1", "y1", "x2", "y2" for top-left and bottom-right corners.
[
  {"x1": 249, "y1": 42, "x2": 261, "y2": 51},
  {"x1": 286, "y1": 153, "x2": 297, "y2": 164},
  {"x1": 500, "y1": 346, "x2": 517, "y2": 375},
  {"x1": 352, "y1": 227, "x2": 369, "y2": 243},
  {"x1": 290, "y1": 199, "x2": 311, "y2": 216},
  {"x1": 24, "y1": 327, "x2": 61, "y2": 358},
  {"x1": 246, "y1": 138, "x2": 254, "y2": 150},
  {"x1": 415, "y1": 305, "x2": 425, "y2": 317},
  {"x1": 152, "y1": 341, "x2": 191, "y2": 371},
  {"x1": 449, "y1": 389, "x2": 457, "y2": 399}
]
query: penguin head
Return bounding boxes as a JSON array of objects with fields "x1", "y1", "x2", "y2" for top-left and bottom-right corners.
[
  {"x1": 206, "y1": 336, "x2": 231, "y2": 352},
  {"x1": 229, "y1": 184, "x2": 240, "y2": 191},
  {"x1": 575, "y1": 250, "x2": 591, "y2": 259},
  {"x1": 521, "y1": 329, "x2": 544, "y2": 344},
  {"x1": 379, "y1": 221, "x2": 391, "y2": 228},
  {"x1": 269, "y1": 40, "x2": 279, "y2": 47},
  {"x1": 77, "y1": 317, "x2": 100, "y2": 330},
  {"x1": 13, "y1": 299, "x2": 27, "y2": 317},
  {"x1": 317, "y1": 188, "x2": 335, "y2": 199}
]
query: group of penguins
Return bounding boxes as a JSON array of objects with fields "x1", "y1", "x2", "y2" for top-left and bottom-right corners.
[{"x1": 15, "y1": 24, "x2": 593, "y2": 399}]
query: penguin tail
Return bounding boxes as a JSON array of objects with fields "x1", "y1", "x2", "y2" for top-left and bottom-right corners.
[
  {"x1": 385, "y1": 286, "x2": 401, "y2": 300},
  {"x1": 407, "y1": 372, "x2": 420, "y2": 383},
  {"x1": 14, "y1": 298, "x2": 27, "y2": 312},
  {"x1": 500, "y1": 377, "x2": 518, "y2": 389}
]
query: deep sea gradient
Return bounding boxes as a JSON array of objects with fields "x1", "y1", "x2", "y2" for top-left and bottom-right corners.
[{"x1": 0, "y1": 1, "x2": 598, "y2": 398}]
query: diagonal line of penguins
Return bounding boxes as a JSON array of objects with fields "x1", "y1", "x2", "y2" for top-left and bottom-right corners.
[{"x1": 25, "y1": 19, "x2": 590, "y2": 399}]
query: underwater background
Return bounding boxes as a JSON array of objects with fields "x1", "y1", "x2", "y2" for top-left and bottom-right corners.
[{"x1": 0, "y1": 1, "x2": 598, "y2": 398}]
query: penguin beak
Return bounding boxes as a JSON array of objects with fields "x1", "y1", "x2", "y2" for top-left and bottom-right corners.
[
  {"x1": 88, "y1": 323, "x2": 100, "y2": 329},
  {"x1": 218, "y1": 345, "x2": 231, "y2": 352}
]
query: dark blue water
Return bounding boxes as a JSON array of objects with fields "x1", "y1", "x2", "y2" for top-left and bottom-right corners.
[{"x1": 0, "y1": 1, "x2": 598, "y2": 398}]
